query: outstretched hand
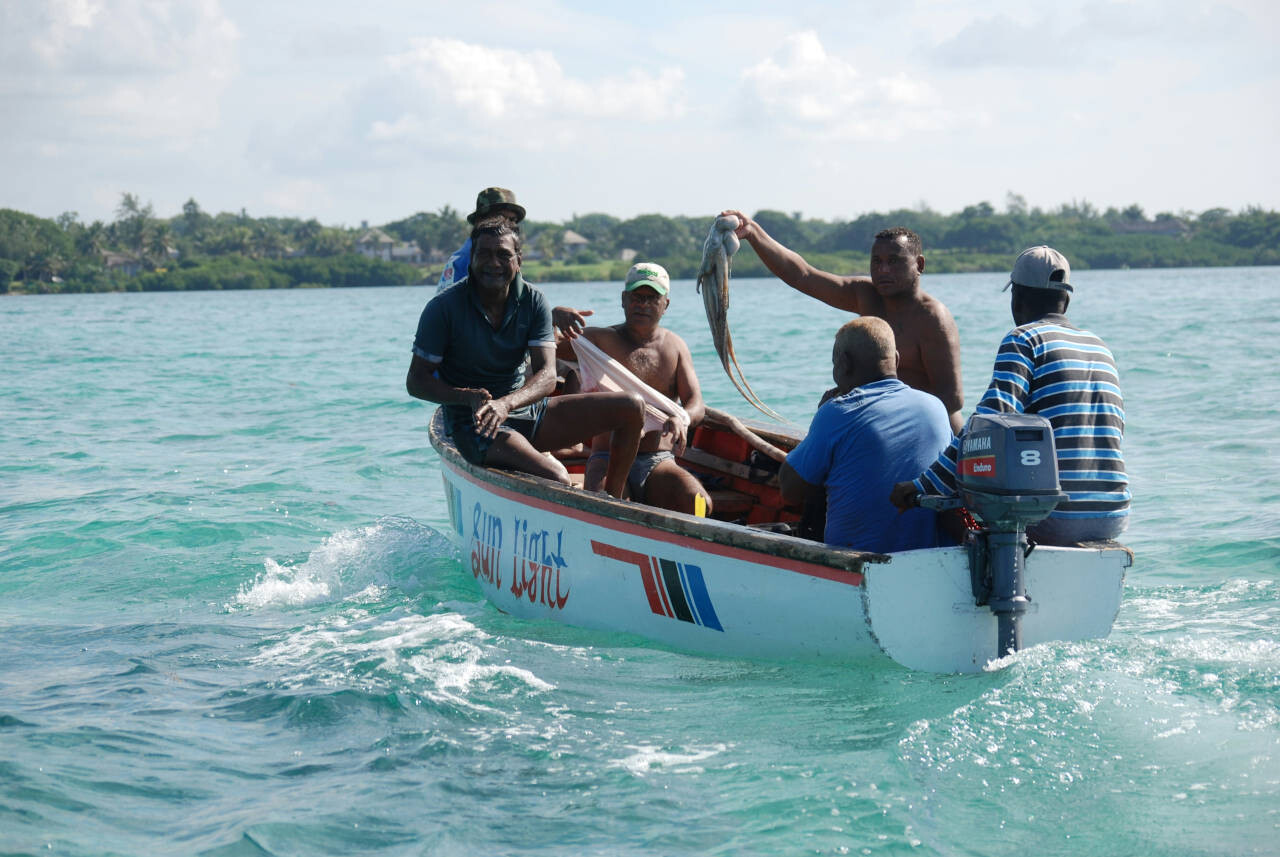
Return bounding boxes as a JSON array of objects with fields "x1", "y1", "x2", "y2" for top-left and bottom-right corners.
[{"x1": 553, "y1": 306, "x2": 592, "y2": 339}]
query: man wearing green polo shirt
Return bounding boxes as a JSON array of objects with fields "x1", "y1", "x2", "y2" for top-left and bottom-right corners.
[{"x1": 407, "y1": 216, "x2": 646, "y2": 497}]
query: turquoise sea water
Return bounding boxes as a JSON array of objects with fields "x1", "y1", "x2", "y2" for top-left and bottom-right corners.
[{"x1": 2, "y1": 268, "x2": 1278, "y2": 856}]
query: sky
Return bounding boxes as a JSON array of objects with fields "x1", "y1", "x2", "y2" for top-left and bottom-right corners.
[{"x1": 3, "y1": 0, "x2": 1278, "y2": 228}]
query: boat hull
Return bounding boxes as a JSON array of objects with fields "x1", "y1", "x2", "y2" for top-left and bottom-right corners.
[{"x1": 430, "y1": 411, "x2": 1130, "y2": 672}]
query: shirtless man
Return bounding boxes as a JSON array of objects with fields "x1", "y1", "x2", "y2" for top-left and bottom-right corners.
[
  {"x1": 719, "y1": 210, "x2": 964, "y2": 433},
  {"x1": 557, "y1": 262, "x2": 713, "y2": 515}
]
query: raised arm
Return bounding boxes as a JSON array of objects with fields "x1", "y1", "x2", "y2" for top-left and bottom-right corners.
[{"x1": 720, "y1": 209, "x2": 870, "y2": 313}]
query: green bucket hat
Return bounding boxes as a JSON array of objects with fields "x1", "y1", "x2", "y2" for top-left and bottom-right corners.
[{"x1": 467, "y1": 187, "x2": 526, "y2": 224}]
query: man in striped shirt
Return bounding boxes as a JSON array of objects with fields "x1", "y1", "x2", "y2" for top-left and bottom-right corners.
[{"x1": 890, "y1": 246, "x2": 1130, "y2": 545}]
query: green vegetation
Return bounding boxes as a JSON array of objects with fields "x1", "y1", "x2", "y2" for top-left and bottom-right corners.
[{"x1": 3, "y1": 193, "x2": 1277, "y2": 295}]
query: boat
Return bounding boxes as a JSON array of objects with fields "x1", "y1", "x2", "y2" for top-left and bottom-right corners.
[{"x1": 428, "y1": 407, "x2": 1131, "y2": 673}]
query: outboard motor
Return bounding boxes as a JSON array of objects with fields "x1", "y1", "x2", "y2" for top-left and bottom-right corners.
[{"x1": 920, "y1": 413, "x2": 1067, "y2": 658}]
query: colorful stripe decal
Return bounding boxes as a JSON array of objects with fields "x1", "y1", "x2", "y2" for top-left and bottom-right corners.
[
  {"x1": 592, "y1": 541, "x2": 724, "y2": 632},
  {"x1": 681, "y1": 563, "x2": 722, "y2": 631},
  {"x1": 658, "y1": 558, "x2": 694, "y2": 623},
  {"x1": 592, "y1": 542, "x2": 667, "y2": 616}
]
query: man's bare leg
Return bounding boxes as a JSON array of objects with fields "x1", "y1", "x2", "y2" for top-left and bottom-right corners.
[
  {"x1": 534, "y1": 392, "x2": 645, "y2": 498},
  {"x1": 642, "y1": 460, "x2": 713, "y2": 515},
  {"x1": 483, "y1": 431, "x2": 572, "y2": 485},
  {"x1": 581, "y1": 432, "x2": 610, "y2": 493}
]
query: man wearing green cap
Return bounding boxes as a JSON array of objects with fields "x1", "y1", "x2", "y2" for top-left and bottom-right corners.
[
  {"x1": 556, "y1": 262, "x2": 713, "y2": 515},
  {"x1": 891, "y1": 245, "x2": 1129, "y2": 545},
  {"x1": 437, "y1": 187, "x2": 526, "y2": 293}
]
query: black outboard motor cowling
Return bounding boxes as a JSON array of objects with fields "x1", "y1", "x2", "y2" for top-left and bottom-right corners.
[{"x1": 921, "y1": 413, "x2": 1068, "y2": 659}]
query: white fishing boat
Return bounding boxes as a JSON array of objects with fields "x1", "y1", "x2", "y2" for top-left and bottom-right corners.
[{"x1": 429, "y1": 407, "x2": 1131, "y2": 673}]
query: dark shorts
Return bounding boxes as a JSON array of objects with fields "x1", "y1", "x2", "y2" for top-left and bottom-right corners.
[
  {"x1": 444, "y1": 399, "x2": 548, "y2": 466},
  {"x1": 591, "y1": 449, "x2": 675, "y2": 502}
]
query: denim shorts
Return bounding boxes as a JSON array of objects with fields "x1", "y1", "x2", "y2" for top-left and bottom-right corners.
[{"x1": 443, "y1": 399, "x2": 548, "y2": 466}]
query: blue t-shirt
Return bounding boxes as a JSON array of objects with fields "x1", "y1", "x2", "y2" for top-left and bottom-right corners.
[
  {"x1": 437, "y1": 239, "x2": 471, "y2": 294},
  {"x1": 786, "y1": 378, "x2": 953, "y2": 553},
  {"x1": 412, "y1": 274, "x2": 555, "y2": 398}
]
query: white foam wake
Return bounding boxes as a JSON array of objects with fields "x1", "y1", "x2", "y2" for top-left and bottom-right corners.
[{"x1": 230, "y1": 516, "x2": 449, "y2": 610}]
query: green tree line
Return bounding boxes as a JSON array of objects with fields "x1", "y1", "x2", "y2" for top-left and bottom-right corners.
[{"x1": 3, "y1": 192, "x2": 1277, "y2": 295}]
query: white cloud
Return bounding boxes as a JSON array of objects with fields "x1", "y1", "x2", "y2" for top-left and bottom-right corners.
[
  {"x1": 260, "y1": 179, "x2": 335, "y2": 217},
  {"x1": 381, "y1": 37, "x2": 686, "y2": 132},
  {"x1": 1, "y1": 0, "x2": 239, "y2": 143},
  {"x1": 738, "y1": 31, "x2": 947, "y2": 141},
  {"x1": 2, "y1": 1, "x2": 1276, "y2": 226}
]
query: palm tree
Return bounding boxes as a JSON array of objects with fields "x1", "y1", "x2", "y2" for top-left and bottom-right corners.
[
  {"x1": 533, "y1": 227, "x2": 561, "y2": 262},
  {"x1": 76, "y1": 221, "x2": 106, "y2": 258},
  {"x1": 147, "y1": 223, "x2": 172, "y2": 267},
  {"x1": 115, "y1": 192, "x2": 155, "y2": 254}
]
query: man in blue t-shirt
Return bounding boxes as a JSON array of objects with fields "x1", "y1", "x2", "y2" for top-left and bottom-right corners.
[
  {"x1": 408, "y1": 217, "x2": 645, "y2": 498},
  {"x1": 781, "y1": 317, "x2": 954, "y2": 553}
]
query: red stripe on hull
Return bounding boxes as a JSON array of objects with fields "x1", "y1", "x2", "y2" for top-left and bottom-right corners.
[
  {"x1": 591, "y1": 540, "x2": 670, "y2": 617},
  {"x1": 447, "y1": 463, "x2": 864, "y2": 586}
]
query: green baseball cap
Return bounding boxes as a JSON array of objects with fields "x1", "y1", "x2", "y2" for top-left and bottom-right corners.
[
  {"x1": 624, "y1": 262, "x2": 670, "y2": 296},
  {"x1": 467, "y1": 187, "x2": 526, "y2": 224}
]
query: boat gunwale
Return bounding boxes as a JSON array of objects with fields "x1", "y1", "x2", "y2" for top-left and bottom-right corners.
[{"x1": 427, "y1": 408, "x2": 887, "y2": 574}]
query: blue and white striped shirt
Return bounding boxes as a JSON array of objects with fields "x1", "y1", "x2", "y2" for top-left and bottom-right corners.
[{"x1": 915, "y1": 314, "x2": 1130, "y2": 521}]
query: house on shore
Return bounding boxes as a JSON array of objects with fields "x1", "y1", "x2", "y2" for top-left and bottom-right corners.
[
  {"x1": 101, "y1": 251, "x2": 142, "y2": 277},
  {"x1": 561, "y1": 229, "x2": 590, "y2": 258},
  {"x1": 357, "y1": 225, "x2": 426, "y2": 264}
]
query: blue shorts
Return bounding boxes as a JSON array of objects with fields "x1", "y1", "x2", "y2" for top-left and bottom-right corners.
[{"x1": 444, "y1": 399, "x2": 548, "y2": 466}]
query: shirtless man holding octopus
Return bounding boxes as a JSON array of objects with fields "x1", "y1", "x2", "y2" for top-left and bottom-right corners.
[{"x1": 719, "y1": 210, "x2": 964, "y2": 433}]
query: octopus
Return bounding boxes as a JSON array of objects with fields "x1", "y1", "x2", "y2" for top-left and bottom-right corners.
[{"x1": 696, "y1": 214, "x2": 784, "y2": 422}]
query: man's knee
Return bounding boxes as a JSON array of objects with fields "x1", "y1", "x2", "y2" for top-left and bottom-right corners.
[
  {"x1": 617, "y1": 391, "x2": 645, "y2": 425},
  {"x1": 488, "y1": 433, "x2": 572, "y2": 485},
  {"x1": 647, "y1": 462, "x2": 709, "y2": 514}
]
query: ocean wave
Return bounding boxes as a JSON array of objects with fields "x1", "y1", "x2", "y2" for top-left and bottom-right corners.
[
  {"x1": 249, "y1": 609, "x2": 555, "y2": 716},
  {"x1": 229, "y1": 516, "x2": 456, "y2": 610},
  {"x1": 610, "y1": 742, "x2": 729, "y2": 777}
]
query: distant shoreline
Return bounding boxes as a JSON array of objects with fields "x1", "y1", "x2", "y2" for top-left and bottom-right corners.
[
  {"x1": 5, "y1": 201, "x2": 1277, "y2": 295},
  {"x1": 5, "y1": 256, "x2": 1276, "y2": 297}
]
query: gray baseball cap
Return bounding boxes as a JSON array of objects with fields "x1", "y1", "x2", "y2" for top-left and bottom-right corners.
[{"x1": 1004, "y1": 245, "x2": 1073, "y2": 293}]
